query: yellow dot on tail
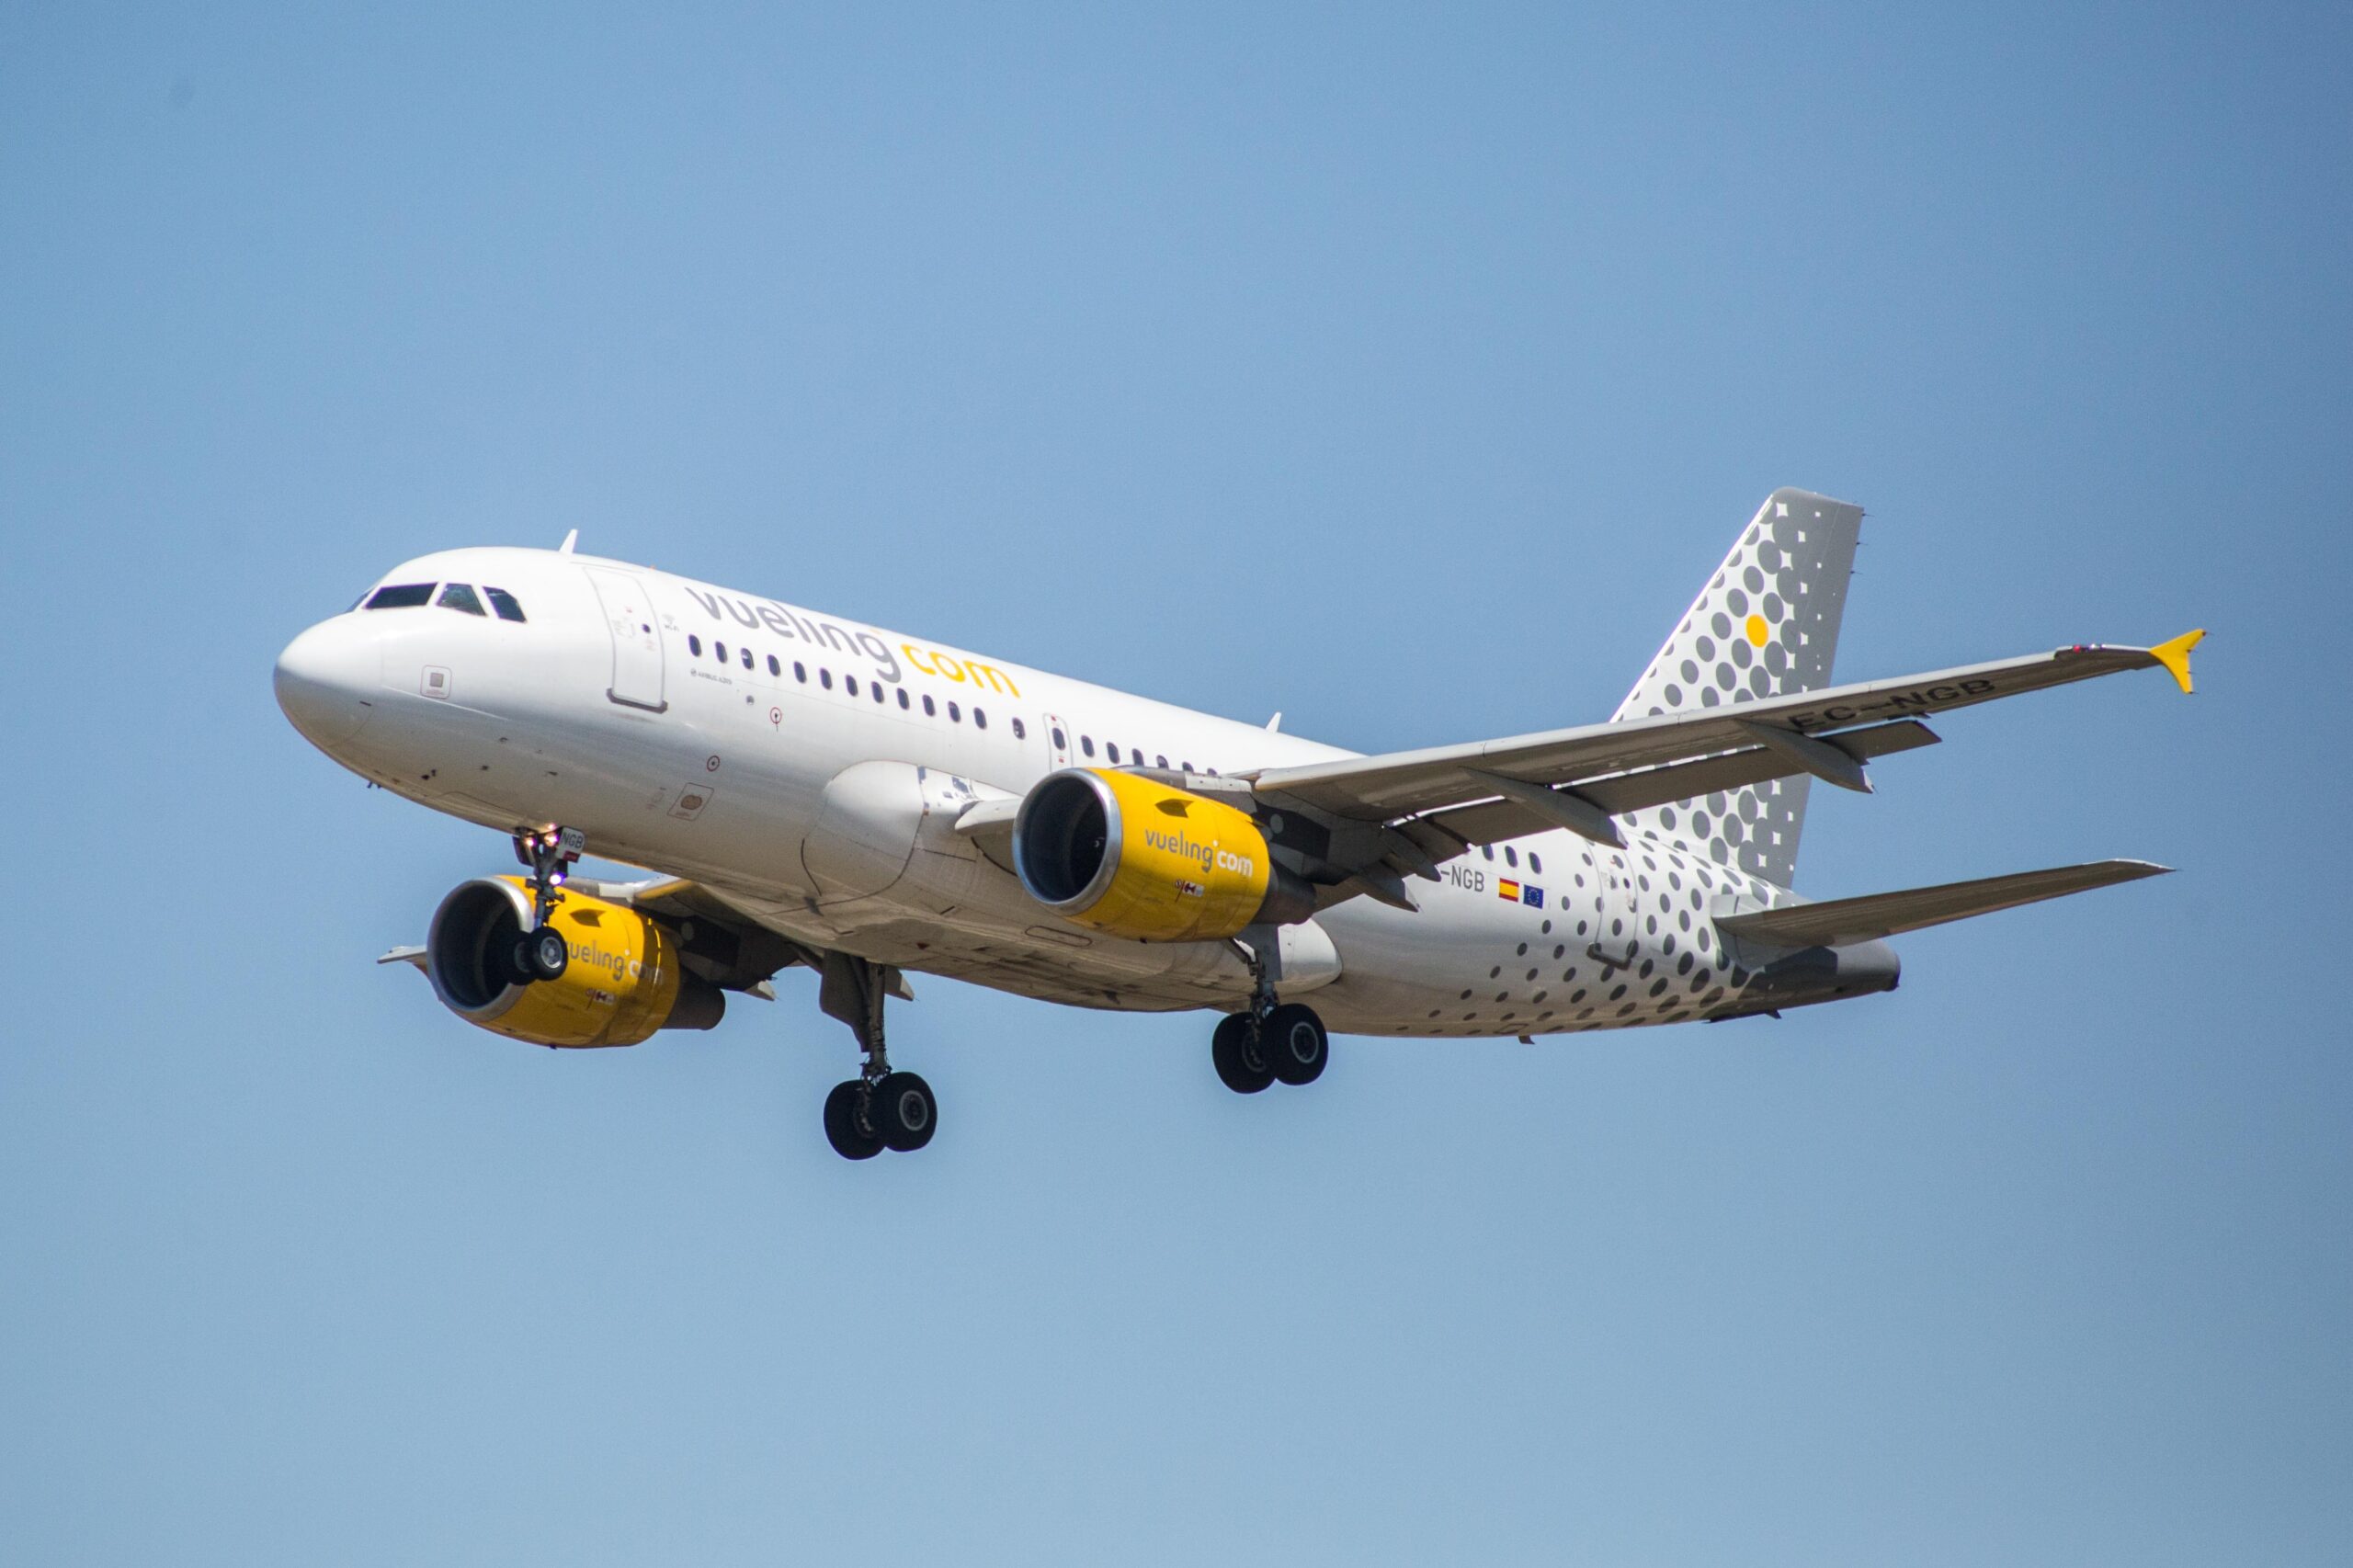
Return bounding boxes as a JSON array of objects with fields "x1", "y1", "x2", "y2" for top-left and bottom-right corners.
[{"x1": 1745, "y1": 614, "x2": 1769, "y2": 647}]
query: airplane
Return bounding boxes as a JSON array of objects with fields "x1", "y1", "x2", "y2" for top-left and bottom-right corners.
[{"x1": 274, "y1": 490, "x2": 2201, "y2": 1160}]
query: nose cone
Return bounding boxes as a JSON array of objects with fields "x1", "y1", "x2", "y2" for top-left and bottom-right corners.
[{"x1": 275, "y1": 619, "x2": 378, "y2": 748}]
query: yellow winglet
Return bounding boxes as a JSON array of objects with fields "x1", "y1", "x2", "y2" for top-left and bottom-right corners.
[{"x1": 2150, "y1": 628, "x2": 2205, "y2": 694}]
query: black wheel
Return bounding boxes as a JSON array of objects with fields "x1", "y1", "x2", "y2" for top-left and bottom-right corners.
[
  {"x1": 497, "y1": 933, "x2": 536, "y2": 991},
  {"x1": 519, "y1": 927, "x2": 564, "y2": 979},
  {"x1": 1211, "y1": 1013, "x2": 1275, "y2": 1095},
  {"x1": 1263, "y1": 1003, "x2": 1327, "y2": 1086},
  {"x1": 514, "y1": 926, "x2": 569, "y2": 983},
  {"x1": 824, "y1": 1080, "x2": 884, "y2": 1161},
  {"x1": 870, "y1": 1071, "x2": 938, "y2": 1153}
]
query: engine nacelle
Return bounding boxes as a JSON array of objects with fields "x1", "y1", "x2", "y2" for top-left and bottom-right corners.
[
  {"x1": 1012, "y1": 768, "x2": 1314, "y2": 942},
  {"x1": 424, "y1": 877, "x2": 724, "y2": 1048}
]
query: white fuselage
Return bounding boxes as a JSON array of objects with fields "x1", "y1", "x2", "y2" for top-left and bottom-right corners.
[{"x1": 277, "y1": 545, "x2": 1839, "y2": 1039}]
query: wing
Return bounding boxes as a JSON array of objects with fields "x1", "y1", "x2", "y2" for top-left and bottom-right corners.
[{"x1": 1246, "y1": 632, "x2": 2202, "y2": 850}]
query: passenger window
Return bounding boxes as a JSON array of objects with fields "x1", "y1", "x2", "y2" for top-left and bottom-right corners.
[
  {"x1": 741, "y1": 646, "x2": 753, "y2": 670},
  {"x1": 794, "y1": 662, "x2": 807, "y2": 682},
  {"x1": 364, "y1": 583, "x2": 435, "y2": 609},
  {"x1": 872, "y1": 683, "x2": 885, "y2": 703},
  {"x1": 1051, "y1": 726, "x2": 1065, "y2": 748},
  {"x1": 716, "y1": 641, "x2": 728, "y2": 663},
  {"x1": 1107, "y1": 743, "x2": 1120, "y2": 764},
  {"x1": 1505, "y1": 846, "x2": 1518, "y2": 868},
  {"x1": 897, "y1": 688, "x2": 910, "y2": 710},
  {"x1": 1082, "y1": 736, "x2": 1096, "y2": 757},
  {"x1": 1181, "y1": 761, "x2": 1192, "y2": 773},
  {"x1": 1482, "y1": 846, "x2": 1495, "y2": 861},
  {"x1": 1156, "y1": 755, "x2": 1168, "y2": 769},
  {"x1": 688, "y1": 635, "x2": 703, "y2": 656},
  {"x1": 1530, "y1": 853, "x2": 1543, "y2": 874},
  {"x1": 484, "y1": 587, "x2": 527, "y2": 622},
  {"x1": 1012, "y1": 718, "x2": 1027, "y2": 739},
  {"x1": 767, "y1": 654, "x2": 780, "y2": 676},
  {"x1": 949, "y1": 702, "x2": 961, "y2": 722},
  {"x1": 436, "y1": 583, "x2": 486, "y2": 616},
  {"x1": 821, "y1": 669, "x2": 833, "y2": 689},
  {"x1": 923, "y1": 695, "x2": 937, "y2": 717},
  {"x1": 974, "y1": 709, "x2": 987, "y2": 729},
  {"x1": 846, "y1": 676, "x2": 859, "y2": 698}
]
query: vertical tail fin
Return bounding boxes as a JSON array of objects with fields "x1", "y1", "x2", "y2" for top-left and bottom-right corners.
[{"x1": 1611, "y1": 489, "x2": 1866, "y2": 887}]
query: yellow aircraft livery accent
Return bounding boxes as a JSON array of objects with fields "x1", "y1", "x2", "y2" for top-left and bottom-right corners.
[
  {"x1": 902, "y1": 643, "x2": 1023, "y2": 697},
  {"x1": 431, "y1": 879, "x2": 689, "y2": 1048},
  {"x1": 1086, "y1": 771, "x2": 1271, "y2": 941},
  {"x1": 1014, "y1": 769, "x2": 1310, "y2": 943}
]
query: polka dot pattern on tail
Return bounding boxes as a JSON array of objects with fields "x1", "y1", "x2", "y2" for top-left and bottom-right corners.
[{"x1": 1608, "y1": 489, "x2": 1865, "y2": 888}]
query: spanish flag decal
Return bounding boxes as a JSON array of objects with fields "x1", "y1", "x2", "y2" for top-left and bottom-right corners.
[{"x1": 1497, "y1": 879, "x2": 1520, "y2": 902}]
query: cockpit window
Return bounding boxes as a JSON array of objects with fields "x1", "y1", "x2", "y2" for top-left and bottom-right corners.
[
  {"x1": 437, "y1": 583, "x2": 487, "y2": 616},
  {"x1": 365, "y1": 583, "x2": 436, "y2": 609},
  {"x1": 483, "y1": 587, "x2": 527, "y2": 622}
]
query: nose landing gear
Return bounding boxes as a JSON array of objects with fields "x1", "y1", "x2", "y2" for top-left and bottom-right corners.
[{"x1": 510, "y1": 826, "x2": 585, "y2": 983}]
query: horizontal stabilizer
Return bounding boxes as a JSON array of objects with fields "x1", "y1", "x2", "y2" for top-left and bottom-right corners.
[{"x1": 1718, "y1": 859, "x2": 2172, "y2": 949}]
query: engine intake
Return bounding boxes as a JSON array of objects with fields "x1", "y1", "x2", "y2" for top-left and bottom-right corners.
[
  {"x1": 425, "y1": 877, "x2": 724, "y2": 1047},
  {"x1": 1012, "y1": 769, "x2": 1313, "y2": 942}
]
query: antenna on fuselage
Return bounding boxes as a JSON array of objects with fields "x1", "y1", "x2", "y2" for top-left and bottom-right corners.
[
  {"x1": 1267, "y1": 711, "x2": 1282, "y2": 732},
  {"x1": 558, "y1": 528, "x2": 578, "y2": 555}
]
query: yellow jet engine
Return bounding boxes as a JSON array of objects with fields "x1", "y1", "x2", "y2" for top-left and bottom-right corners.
[
  {"x1": 1012, "y1": 768, "x2": 1313, "y2": 942},
  {"x1": 423, "y1": 877, "x2": 724, "y2": 1047}
]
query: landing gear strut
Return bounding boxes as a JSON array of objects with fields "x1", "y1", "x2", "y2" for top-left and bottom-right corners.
[
  {"x1": 510, "y1": 825, "x2": 584, "y2": 983},
  {"x1": 818, "y1": 951, "x2": 936, "y2": 1160},
  {"x1": 1211, "y1": 927, "x2": 1329, "y2": 1094}
]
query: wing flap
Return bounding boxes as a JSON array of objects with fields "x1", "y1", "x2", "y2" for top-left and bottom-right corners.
[
  {"x1": 1716, "y1": 859, "x2": 2172, "y2": 949},
  {"x1": 1250, "y1": 636, "x2": 2200, "y2": 824},
  {"x1": 1419, "y1": 720, "x2": 1940, "y2": 848}
]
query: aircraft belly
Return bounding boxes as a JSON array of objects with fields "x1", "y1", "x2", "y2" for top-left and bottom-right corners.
[{"x1": 693, "y1": 868, "x2": 1257, "y2": 1012}]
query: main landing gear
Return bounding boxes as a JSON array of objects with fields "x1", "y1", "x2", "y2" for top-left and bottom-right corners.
[
  {"x1": 1211, "y1": 1004, "x2": 1329, "y2": 1093},
  {"x1": 1211, "y1": 934, "x2": 1329, "y2": 1095},
  {"x1": 817, "y1": 951, "x2": 937, "y2": 1162},
  {"x1": 510, "y1": 825, "x2": 585, "y2": 983}
]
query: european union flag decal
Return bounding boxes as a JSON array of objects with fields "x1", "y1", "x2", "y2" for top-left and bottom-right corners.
[{"x1": 1521, "y1": 884, "x2": 1544, "y2": 908}]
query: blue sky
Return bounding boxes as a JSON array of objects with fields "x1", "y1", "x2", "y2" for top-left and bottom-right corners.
[{"x1": 4, "y1": 5, "x2": 2347, "y2": 1562}]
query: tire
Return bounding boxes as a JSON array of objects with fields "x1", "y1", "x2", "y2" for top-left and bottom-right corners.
[
  {"x1": 500, "y1": 935, "x2": 537, "y2": 991},
  {"x1": 824, "y1": 1080, "x2": 884, "y2": 1161},
  {"x1": 870, "y1": 1071, "x2": 938, "y2": 1153},
  {"x1": 521, "y1": 926, "x2": 569, "y2": 982},
  {"x1": 1263, "y1": 1003, "x2": 1327, "y2": 1086},
  {"x1": 1211, "y1": 1014, "x2": 1275, "y2": 1095}
]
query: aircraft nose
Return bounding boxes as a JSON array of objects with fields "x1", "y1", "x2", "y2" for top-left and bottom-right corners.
[{"x1": 275, "y1": 619, "x2": 378, "y2": 748}]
